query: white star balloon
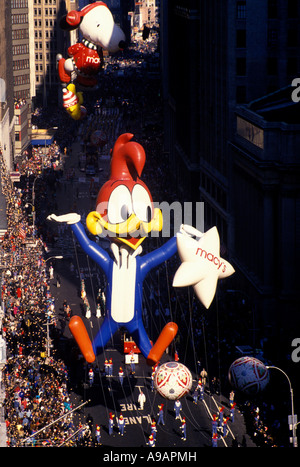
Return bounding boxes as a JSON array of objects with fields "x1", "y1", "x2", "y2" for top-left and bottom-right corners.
[{"x1": 173, "y1": 226, "x2": 235, "y2": 309}]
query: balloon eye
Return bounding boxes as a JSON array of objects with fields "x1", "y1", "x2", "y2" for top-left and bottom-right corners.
[
  {"x1": 107, "y1": 185, "x2": 132, "y2": 224},
  {"x1": 146, "y1": 206, "x2": 152, "y2": 223},
  {"x1": 121, "y1": 205, "x2": 131, "y2": 221},
  {"x1": 132, "y1": 185, "x2": 153, "y2": 223}
]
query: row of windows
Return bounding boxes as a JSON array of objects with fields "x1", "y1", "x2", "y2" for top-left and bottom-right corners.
[
  {"x1": 14, "y1": 89, "x2": 30, "y2": 101},
  {"x1": 35, "y1": 64, "x2": 56, "y2": 72},
  {"x1": 35, "y1": 52, "x2": 56, "y2": 61},
  {"x1": 34, "y1": 19, "x2": 56, "y2": 27},
  {"x1": 34, "y1": 8, "x2": 57, "y2": 15},
  {"x1": 12, "y1": 13, "x2": 28, "y2": 24},
  {"x1": 13, "y1": 59, "x2": 29, "y2": 71},
  {"x1": 34, "y1": 0, "x2": 57, "y2": 3},
  {"x1": 35, "y1": 41, "x2": 56, "y2": 50},
  {"x1": 11, "y1": 0, "x2": 28, "y2": 8},
  {"x1": 14, "y1": 74, "x2": 30, "y2": 87},
  {"x1": 13, "y1": 44, "x2": 29, "y2": 56},
  {"x1": 35, "y1": 30, "x2": 56, "y2": 39},
  {"x1": 12, "y1": 29, "x2": 29, "y2": 40}
]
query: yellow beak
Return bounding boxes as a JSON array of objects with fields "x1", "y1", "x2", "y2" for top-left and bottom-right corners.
[{"x1": 86, "y1": 208, "x2": 163, "y2": 249}]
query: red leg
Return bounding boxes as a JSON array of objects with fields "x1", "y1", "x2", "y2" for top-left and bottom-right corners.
[
  {"x1": 69, "y1": 316, "x2": 95, "y2": 363},
  {"x1": 146, "y1": 322, "x2": 178, "y2": 366}
]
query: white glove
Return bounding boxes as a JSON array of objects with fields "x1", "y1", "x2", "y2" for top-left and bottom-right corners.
[
  {"x1": 47, "y1": 213, "x2": 81, "y2": 224},
  {"x1": 179, "y1": 224, "x2": 203, "y2": 239}
]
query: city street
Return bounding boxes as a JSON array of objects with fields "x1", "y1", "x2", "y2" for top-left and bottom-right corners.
[
  {"x1": 45, "y1": 125, "x2": 256, "y2": 448},
  {"x1": 1, "y1": 0, "x2": 299, "y2": 451}
]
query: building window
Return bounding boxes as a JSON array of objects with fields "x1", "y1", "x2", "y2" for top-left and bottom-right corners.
[
  {"x1": 11, "y1": 0, "x2": 28, "y2": 6},
  {"x1": 12, "y1": 13, "x2": 28, "y2": 24},
  {"x1": 236, "y1": 29, "x2": 246, "y2": 48},
  {"x1": 236, "y1": 57, "x2": 247, "y2": 76},
  {"x1": 237, "y1": 1, "x2": 246, "y2": 19}
]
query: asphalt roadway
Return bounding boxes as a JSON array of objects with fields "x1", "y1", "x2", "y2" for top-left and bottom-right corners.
[{"x1": 42, "y1": 128, "x2": 258, "y2": 450}]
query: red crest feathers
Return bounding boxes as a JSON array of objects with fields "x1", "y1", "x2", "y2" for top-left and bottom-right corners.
[{"x1": 110, "y1": 133, "x2": 146, "y2": 181}]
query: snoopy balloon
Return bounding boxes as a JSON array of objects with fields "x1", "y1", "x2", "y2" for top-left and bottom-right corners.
[
  {"x1": 57, "y1": 2, "x2": 126, "y2": 118},
  {"x1": 48, "y1": 134, "x2": 234, "y2": 365}
]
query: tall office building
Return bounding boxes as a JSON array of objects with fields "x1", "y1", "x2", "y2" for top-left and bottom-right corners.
[
  {"x1": 0, "y1": 1, "x2": 15, "y2": 170},
  {"x1": 2, "y1": 1, "x2": 79, "y2": 166},
  {"x1": 229, "y1": 87, "x2": 300, "y2": 345},
  {"x1": 161, "y1": 0, "x2": 300, "y2": 346},
  {"x1": 11, "y1": 0, "x2": 31, "y2": 156},
  {"x1": 161, "y1": 0, "x2": 202, "y2": 202},
  {"x1": 32, "y1": 0, "x2": 78, "y2": 107},
  {"x1": 133, "y1": 0, "x2": 158, "y2": 30}
]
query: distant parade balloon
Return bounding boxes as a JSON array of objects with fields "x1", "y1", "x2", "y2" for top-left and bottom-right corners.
[
  {"x1": 154, "y1": 362, "x2": 193, "y2": 400},
  {"x1": 57, "y1": 2, "x2": 126, "y2": 119},
  {"x1": 228, "y1": 356, "x2": 270, "y2": 395}
]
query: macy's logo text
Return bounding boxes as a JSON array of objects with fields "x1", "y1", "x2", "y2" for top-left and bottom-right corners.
[{"x1": 196, "y1": 248, "x2": 227, "y2": 273}]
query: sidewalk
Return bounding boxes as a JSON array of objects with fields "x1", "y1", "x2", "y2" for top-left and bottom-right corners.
[
  {"x1": 0, "y1": 327, "x2": 6, "y2": 446},
  {"x1": 0, "y1": 365, "x2": 7, "y2": 447}
]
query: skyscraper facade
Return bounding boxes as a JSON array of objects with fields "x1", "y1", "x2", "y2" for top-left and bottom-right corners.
[
  {"x1": 11, "y1": 0, "x2": 31, "y2": 155},
  {"x1": 161, "y1": 0, "x2": 300, "y2": 346},
  {"x1": 0, "y1": 1, "x2": 15, "y2": 170},
  {"x1": 32, "y1": 0, "x2": 76, "y2": 106}
]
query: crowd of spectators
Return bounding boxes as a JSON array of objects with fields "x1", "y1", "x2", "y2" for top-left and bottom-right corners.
[
  {"x1": 16, "y1": 142, "x2": 62, "y2": 177},
  {"x1": 14, "y1": 99, "x2": 27, "y2": 110},
  {"x1": 0, "y1": 148, "x2": 77, "y2": 446},
  {"x1": 240, "y1": 401, "x2": 285, "y2": 447},
  {"x1": 3, "y1": 356, "x2": 74, "y2": 446}
]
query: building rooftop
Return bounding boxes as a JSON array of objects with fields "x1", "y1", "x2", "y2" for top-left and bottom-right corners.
[{"x1": 247, "y1": 85, "x2": 300, "y2": 124}]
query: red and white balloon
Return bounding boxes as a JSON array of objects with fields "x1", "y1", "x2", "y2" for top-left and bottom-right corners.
[{"x1": 154, "y1": 362, "x2": 193, "y2": 400}]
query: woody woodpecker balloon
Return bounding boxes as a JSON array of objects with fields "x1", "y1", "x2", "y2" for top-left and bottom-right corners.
[
  {"x1": 48, "y1": 134, "x2": 234, "y2": 365},
  {"x1": 57, "y1": 2, "x2": 126, "y2": 119}
]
